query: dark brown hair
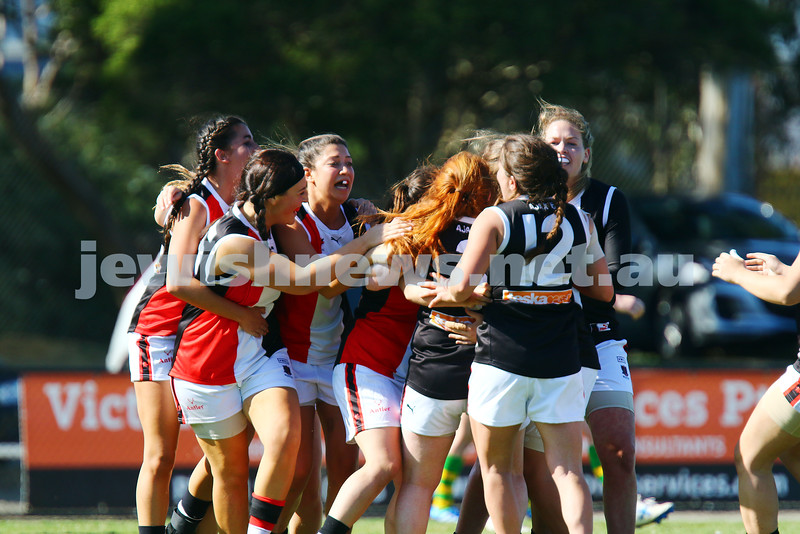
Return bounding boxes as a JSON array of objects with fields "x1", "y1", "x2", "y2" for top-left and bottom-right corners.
[
  {"x1": 498, "y1": 134, "x2": 568, "y2": 254},
  {"x1": 162, "y1": 115, "x2": 247, "y2": 250},
  {"x1": 237, "y1": 148, "x2": 305, "y2": 240}
]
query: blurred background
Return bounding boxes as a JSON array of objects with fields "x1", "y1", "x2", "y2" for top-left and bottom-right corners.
[{"x1": 2, "y1": 0, "x2": 800, "y2": 514}]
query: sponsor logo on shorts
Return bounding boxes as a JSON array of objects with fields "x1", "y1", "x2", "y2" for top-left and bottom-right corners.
[
  {"x1": 621, "y1": 365, "x2": 629, "y2": 379},
  {"x1": 183, "y1": 398, "x2": 205, "y2": 412},
  {"x1": 405, "y1": 403, "x2": 414, "y2": 414},
  {"x1": 502, "y1": 289, "x2": 572, "y2": 305},
  {"x1": 155, "y1": 357, "x2": 173, "y2": 365},
  {"x1": 617, "y1": 355, "x2": 626, "y2": 363},
  {"x1": 369, "y1": 399, "x2": 391, "y2": 415}
]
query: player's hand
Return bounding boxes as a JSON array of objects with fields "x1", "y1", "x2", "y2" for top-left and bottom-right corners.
[
  {"x1": 745, "y1": 252, "x2": 784, "y2": 276},
  {"x1": 237, "y1": 306, "x2": 269, "y2": 337},
  {"x1": 712, "y1": 252, "x2": 746, "y2": 283},
  {"x1": 363, "y1": 218, "x2": 412, "y2": 248},
  {"x1": 348, "y1": 198, "x2": 378, "y2": 217},
  {"x1": 444, "y1": 309, "x2": 483, "y2": 345},
  {"x1": 154, "y1": 185, "x2": 185, "y2": 226},
  {"x1": 614, "y1": 294, "x2": 645, "y2": 320}
]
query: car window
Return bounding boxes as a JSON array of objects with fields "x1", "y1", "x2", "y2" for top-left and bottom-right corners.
[{"x1": 633, "y1": 196, "x2": 798, "y2": 243}]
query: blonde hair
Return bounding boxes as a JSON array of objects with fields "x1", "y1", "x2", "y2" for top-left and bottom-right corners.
[{"x1": 533, "y1": 98, "x2": 593, "y2": 181}]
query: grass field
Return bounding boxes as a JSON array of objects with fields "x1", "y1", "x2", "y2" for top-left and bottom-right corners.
[{"x1": 2, "y1": 514, "x2": 800, "y2": 534}]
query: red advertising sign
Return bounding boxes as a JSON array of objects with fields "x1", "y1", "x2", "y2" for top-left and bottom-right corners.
[
  {"x1": 19, "y1": 367, "x2": 786, "y2": 470},
  {"x1": 20, "y1": 372, "x2": 263, "y2": 469},
  {"x1": 633, "y1": 367, "x2": 780, "y2": 464}
]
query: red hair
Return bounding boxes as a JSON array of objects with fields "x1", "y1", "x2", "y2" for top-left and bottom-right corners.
[{"x1": 385, "y1": 151, "x2": 496, "y2": 260}]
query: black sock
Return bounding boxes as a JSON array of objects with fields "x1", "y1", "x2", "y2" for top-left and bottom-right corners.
[
  {"x1": 138, "y1": 527, "x2": 165, "y2": 534},
  {"x1": 179, "y1": 491, "x2": 212, "y2": 521},
  {"x1": 318, "y1": 515, "x2": 350, "y2": 534},
  {"x1": 165, "y1": 491, "x2": 211, "y2": 534},
  {"x1": 249, "y1": 494, "x2": 284, "y2": 531}
]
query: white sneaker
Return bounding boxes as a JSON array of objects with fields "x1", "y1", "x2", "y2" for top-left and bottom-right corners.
[
  {"x1": 635, "y1": 495, "x2": 674, "y2": 527},
  {"x1": 429, "y1": 505, "x2": 460, "y2": 523}
]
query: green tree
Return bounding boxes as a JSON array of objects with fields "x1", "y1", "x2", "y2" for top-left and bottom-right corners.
[{"x1": 0, "y1": 0, "x2": 795, "y2": 354}]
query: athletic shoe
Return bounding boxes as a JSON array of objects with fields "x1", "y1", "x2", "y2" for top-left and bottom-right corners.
[
  {"x1": 429, "y1": 505, "x2": 460, "y2": 523},
  {"x1": 165, "y1": 504, "x2": 202, "y2": 534},
  {"x1": 635, "y1": 495, "x2": 674, "y2": 527}
]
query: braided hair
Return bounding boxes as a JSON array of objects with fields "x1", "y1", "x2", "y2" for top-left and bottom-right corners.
[
  {"x1": 162, "y1": 115, "x2": 246, "y2": 251},
  {"x1": 237, "y1": 148, "x2": 305, "y2": 240},
  {"x1": 498, "y1": 134, "x2": 568, "y2": 258}
]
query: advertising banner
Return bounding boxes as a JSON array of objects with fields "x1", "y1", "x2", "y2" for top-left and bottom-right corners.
[
  {"x1": 20, "y1": 372, "x2": 263, "y2": 469},
  {"x1": 19, "y1": 366, "x2": 799, "y2": 504},
  {"x1": 632, "y1": 367, "x2": 779, "y2": 464}
]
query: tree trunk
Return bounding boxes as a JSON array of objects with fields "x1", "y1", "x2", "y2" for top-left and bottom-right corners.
[{"x1": 696, "y1": 67, "x2": 755, "y2": 195}]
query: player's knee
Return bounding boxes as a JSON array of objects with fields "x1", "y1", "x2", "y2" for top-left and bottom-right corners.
[
  {"x1": 366, "y1": 457, "x2": 401, "y2": 484},
  {"x1": 598, "y1": 440, "x2": 635, "y2": 473},
  {"x1": 735, "y1": 440, "x2": 774, "y2": 476},
  {"x1": 142, "y1": 448, "x2": 177, "y2": 477},
  {"x1": 734, "y1": 441, "x2": 745, "y2": 471}
]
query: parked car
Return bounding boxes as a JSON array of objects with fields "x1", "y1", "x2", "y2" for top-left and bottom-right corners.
[{"x1": 617, "y1": 192, "x2": 800, "y2": 358}]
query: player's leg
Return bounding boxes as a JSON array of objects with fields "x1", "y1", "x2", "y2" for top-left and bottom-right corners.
[
  {"x1": 289, "y1": 414, "x2": 324, "y2": 534},
  {"x1": 317, "y1": 400, "x2": 359, "y2": 510},
  {"x1": 245, "y1": 385, "x2": 302, "y2": 533},
  {"x1": 521, "y1": 425, "x2": 568, "y2": 534},
  {"x1": 586, "y1": 405, "x2": 636, "y2": 533},
  {"x1": 134, "y1": 380, "x2": 180, "y2": 531},
  {"x1": 398, "y1": 431, "x2": 454, "y2": 532},
  {"x1": 272, "y1": 404, "x2": 318, "y2": 533},
  {"x1": 736, "y1": 384, "x2": 800, "y2": 534}
]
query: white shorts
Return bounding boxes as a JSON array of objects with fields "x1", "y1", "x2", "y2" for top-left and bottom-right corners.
[
  {"x1": 524, "y1": 367, "x2": 598, "y2": 452},
  {"x1": 591, "y1": 339, "x2": 633, "y2": 394},
  {"x1": 172, "y1": 348, "x2": 295, "y2": 432},
  {"x1": 401, "y1": 385, "x2": 467, "y2": 437},
  {"x1": 292, "y1": 360, "x2": 337, "y2": 407},
  {"x1": 468, "y1": 362, "x2": 586, "y2": 428},
  {"x1": 333, "y1": 363, "x2": 403, "y2": 443},
  {"x1": 128, "y1": 332, "x2": 175, "y2": 382},
  {"x1": 763, "y1": 364, "x2": 800, "y2": 438}
]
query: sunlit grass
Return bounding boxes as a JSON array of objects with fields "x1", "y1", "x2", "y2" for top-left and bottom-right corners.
[{"x1": 2, "y1": 514, "x2": 800, "y2": 534}]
